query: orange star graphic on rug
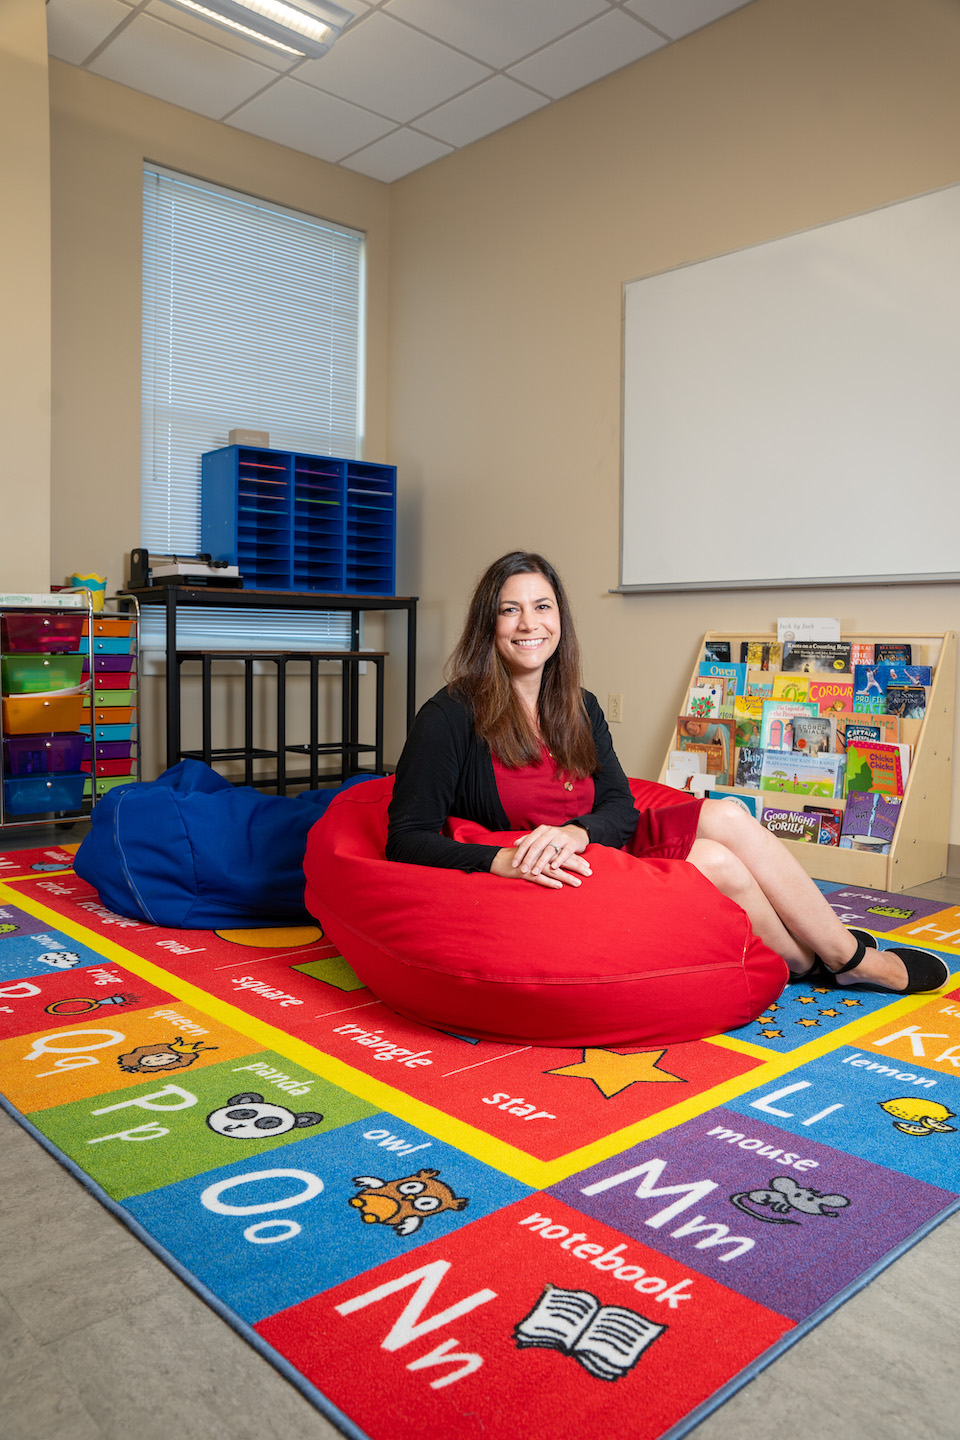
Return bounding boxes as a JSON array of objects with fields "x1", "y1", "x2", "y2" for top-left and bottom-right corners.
[
  {"x1": 759, "y1": 1029, "x2": 784, "y2": 1038},
  {"x1": 796, "y1": 996, "x2": 817, "y2": 1005},
  {"x1": 547, "y1": 1047, "x2": 685, "y2": 1098},
  {"x1": 796, "y1": 1018, "x2": 820, "y2": 1027},
  {"x1": 840, "y1": 997, "x2": 863, "y2": 1006},
  {"x1": 819, "y1": 1008, "x2": 840, "y2": 1017}
]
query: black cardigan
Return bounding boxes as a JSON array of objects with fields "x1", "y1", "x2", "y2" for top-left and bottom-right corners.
[{"x1": 385, "y1": 687, "x2": 639, "y2": 872}]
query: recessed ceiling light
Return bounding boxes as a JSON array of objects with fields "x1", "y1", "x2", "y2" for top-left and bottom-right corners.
[{"x1": 156, "y1": 0, "x2": 354, "y2": 59}]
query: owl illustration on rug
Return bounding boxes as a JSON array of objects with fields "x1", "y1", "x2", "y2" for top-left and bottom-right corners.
[{"x1": 349, "y1": 1169, "x2": 469, "y2": 1237}]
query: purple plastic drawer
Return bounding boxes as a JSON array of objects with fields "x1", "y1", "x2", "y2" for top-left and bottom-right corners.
[
  {"x1": 94, "y1": 740, "x2": 136, "y2": 760},
  {"x1": 3, "y1": 731, "x2": 86, "y2": 776},
  {"x1": 80, "y1": 655, "x2": 136, "y2": 674},
  {"x1": 1, "y1": 612, "x2": 85, "y2": 654}
]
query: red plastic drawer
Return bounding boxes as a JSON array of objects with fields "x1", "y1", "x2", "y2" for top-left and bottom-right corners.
[{"x1": 1, "y1": 612, "x2": 85, "y2": 653}]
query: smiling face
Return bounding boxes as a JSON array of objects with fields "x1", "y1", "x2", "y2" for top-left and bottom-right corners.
[{"x1": 494, "y1": 572, "x2": 561, "y2": 684}]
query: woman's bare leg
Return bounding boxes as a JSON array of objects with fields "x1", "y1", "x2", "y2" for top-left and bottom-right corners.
[
  {"x1": 686, "y1": 837, "x2": 812, "y2": 972},
  {"x1": 693, "y1": 801, "x2": 913, "y2": 990}
]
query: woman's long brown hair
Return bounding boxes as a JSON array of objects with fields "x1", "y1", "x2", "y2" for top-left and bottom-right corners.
[{"x1": 445, "y1": 551, "x2": 598, "y2": 777}]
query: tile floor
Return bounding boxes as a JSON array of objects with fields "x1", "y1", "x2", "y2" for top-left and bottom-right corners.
[{"x1": 1, "y1": 822, "x2": 958, "y2": 1440}]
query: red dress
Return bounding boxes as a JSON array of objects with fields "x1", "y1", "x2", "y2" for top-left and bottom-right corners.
[{"x1": 492, "y1": 747, "x2": 702, "y2": 861}]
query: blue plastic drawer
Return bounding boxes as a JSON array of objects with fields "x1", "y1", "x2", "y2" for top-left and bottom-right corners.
[
  {"x1": 3, "y1": 772, "x2": 85, "y2": 815},
  {"x1": 79, "y1": 723, "x2": 137, "y2": 743}
]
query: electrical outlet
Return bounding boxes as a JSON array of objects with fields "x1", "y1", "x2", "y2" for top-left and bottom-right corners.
[{"x1": 607, "y1": 692, "x2": 623, "y2": 723}]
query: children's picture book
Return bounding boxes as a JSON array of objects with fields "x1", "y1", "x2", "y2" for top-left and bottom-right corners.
[
  {"x1": 687, "y1": 680, "x2": 727, "y2": 718},
  {"x1": 676, "y1": 716, "x2": 735, "y2": 784},
  {"x1": 664, "y1": 769, "x2": 717, "y2": 795},
  {"x1": 853, "y1": 664, "x2": 932, "y2": 704},
  {"x1": 849, "y1": 642, "x2": 874, "y2": 666},
  {"x1": 777, "y1": 616, "x2": 841, "y2": 643},
  {"x1": 782, "y1": 640, "x2": 851, "y2": 673},
  {"x1": 745, "y1": 670, "x2": 775, "y2": 699},
  {"x1": 804, "y1": 803, "x2": 842, "y2": 845},
  {"x1": 712, "y1": 788, "x2": 761, "y2": 818},
  {"x1": 759, "y1": 699, "x2": 819, "y2": 750},
  {"x1": 874, "y1": 643, "x2": 912, "y2": 665},
  {"x1": 771, "y1": 673, "x2": 811, "y2": 702},
  {"x1": 704, "y1": 640, "x2": 732, "y2": 662},
  {"x1": 698, "y1": 660, "x2": 747, "y2": 699},
  {"x1": 514, "y1": 1284, "x2": 666, "y2": 1381},
  {"x1": 739, "y1": 640, "x2": 783, "y2": 669},
  {"x1": 833, "y1": 711, "x2": 900, "y2": 751},
  {"x1": 759, "y1": 749, "x2": 845, "y2": 797},
  {"x1": 760, "y1": 807, "x2": 822, "y2": 843},
  {"x1": 807, "y1": 676, "x2": 855, "y2": 714},
  {"x1": 733, "y1": 695, "x2": 763, "y2": 748},
  {"x1": 668, "y1": 749, "x2": 705, "y2": 774},
  {"x1": 791, "y1": 714, "x2": 834, "y2": 755},
  {"x1": 885, "y1": 685, "x2": 927, "y2": 719},
  {"x1": 735, "y1": 746, "x2": 763, "y2": 788},
  {"x1": 839, "y1": 791, "x2": 902, "y2": 851},
  {"x1": 845, "y1": 741, "x2": 904, "y2": 797}
]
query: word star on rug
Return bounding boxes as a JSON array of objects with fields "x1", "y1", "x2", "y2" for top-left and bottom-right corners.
[{"x1": 1, "y1": 841, "x2": 959, "y2": 1440}]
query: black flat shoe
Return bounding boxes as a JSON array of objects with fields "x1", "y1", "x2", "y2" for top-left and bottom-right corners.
[{"x1": 835, "y1": 936, "x2": 950, "y2": 994}]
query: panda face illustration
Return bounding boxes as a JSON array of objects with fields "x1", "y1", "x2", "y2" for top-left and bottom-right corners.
[{"x1": 206, "y1": 1092, "x2": 323, "y2": 1139}]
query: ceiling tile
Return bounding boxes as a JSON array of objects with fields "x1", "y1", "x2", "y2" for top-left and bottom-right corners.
[
  {"x1": 341, "y1": 127, "x2": 453, "y2": 183},
  {"x1": 415, "y1": 75, "x2": 548, "y2": 149},
  {"x1": 506, "y1": 9, "x2": 665, "y2": 100},
  {"x1": 88, "y1": 11, "x2": 277, "y2": 118},
  {"x1": 295, "y1": 12, "x2": 491, "y2": 123},
  {"x1": 383, "y1": 0, "x2": 609, "y2": 70},
  {"x1": 144, "y1": 0, "x2": 301, "y2": 73},
  {"x1": 227, "y1": 78, "x2": 395, "y2": 161},
  {"x1": 624, "y1": 0, "x2": 755, "y2": 42},
  {"x1": 46, "y1": 0, "x2": 134, "y2": 66}
]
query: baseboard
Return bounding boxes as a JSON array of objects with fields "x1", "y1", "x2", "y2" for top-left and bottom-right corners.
[{"x1": 949, "y1": 843, "x2": 960, "y2": 877}]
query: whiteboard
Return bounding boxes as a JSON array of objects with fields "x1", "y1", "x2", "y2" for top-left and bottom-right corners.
[{"x1": 620, "y1": 182, "x2": 960, "y2": 592}]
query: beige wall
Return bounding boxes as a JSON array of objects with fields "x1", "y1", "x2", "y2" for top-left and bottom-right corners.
[
  {"x1": 47, "y1": 62, "x2": 392, "y2": 777},
  {"x1": 387, "y1": 0, "x2": 960, "y2": 842},
  {"x1": 49, "y1": 60, "x2": 391, "y2": 594},
  {"x1": 1, "y1": 0, "x2": 51, "y2": 590}
]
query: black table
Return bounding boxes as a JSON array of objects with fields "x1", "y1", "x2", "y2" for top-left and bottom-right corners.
[{"x1": 124, "y1": 586, "x2": 417, "y2": 781}]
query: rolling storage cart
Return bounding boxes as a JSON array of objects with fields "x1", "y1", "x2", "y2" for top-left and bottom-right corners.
[{"x1": 0, "y1": 591, "x2": 140, "y2": 830}]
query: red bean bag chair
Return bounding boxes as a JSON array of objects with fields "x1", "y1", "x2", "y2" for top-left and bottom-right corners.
[{"x1": 302, "y1": 776, "x2": 787, "y2": 1049}]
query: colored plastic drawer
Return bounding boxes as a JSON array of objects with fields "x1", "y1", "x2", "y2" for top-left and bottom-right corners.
[
  {"x1": 85, "y1": 774, "x2": 135, "y2": 800},
  {"x1": 2, "y1": 694, "x2": 85, "y2": 735},
  {"x1": 90, "y1": 675, "x2": 137, "y2": 694},
  {"x1": 94, "y1": 740, "x2": 136, "y2": 759},
  {"x1": 89, "y1": 618, "x2": 135, "y2": 639},
  {"x1": 1, "y1": 653, "x2": 85, "y2": 694},
  {"x1": 80, "y1": 655, "x2": 136, "y2": 674},
  {"x1": 87, "y1": 706, "x2": 137, "y2": 725},
  {"x1": 2, "y1": 612, "x2": 86, "y2": 654},
  {"x1": 81, "y1": 758, "x2": 138, "y2": 777},
  {"x1": 92, "y1": 638, "x2": 135, "y2": 655},
  {"x1": 3, "y1": 732, "x2": 86, "y2": 776},
  {"x1": 3, "y1": 771, "x2": 85, "y2": 815}
]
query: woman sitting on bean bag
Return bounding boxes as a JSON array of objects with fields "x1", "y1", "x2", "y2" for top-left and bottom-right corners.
[{"x1": 305, "y1": 550, "x2": 945, "y2": 1048}]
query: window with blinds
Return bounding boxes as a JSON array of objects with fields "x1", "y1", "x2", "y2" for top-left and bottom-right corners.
[{"x1": 141, "y1": 165, "x2": 365, "y2": 649}]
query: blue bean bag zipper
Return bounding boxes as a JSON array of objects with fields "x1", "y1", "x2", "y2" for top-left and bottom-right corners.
[{"x1": 74, "y1": 759, "x2": 374, "y2": 928}]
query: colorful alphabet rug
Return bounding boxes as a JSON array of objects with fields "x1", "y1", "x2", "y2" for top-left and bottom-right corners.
[{"x1": 2, "y1": 842, "x2": 960, "y2": 1440}]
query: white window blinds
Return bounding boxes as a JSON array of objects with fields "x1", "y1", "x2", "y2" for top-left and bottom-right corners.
[{"x1": 141, "y1": 165, "x2": 365, "y2": 555}]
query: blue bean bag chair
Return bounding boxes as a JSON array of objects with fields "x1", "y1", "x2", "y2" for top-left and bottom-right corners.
[{"x1": 75, "y1": 759, "x2": 374, "y2": 929}]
